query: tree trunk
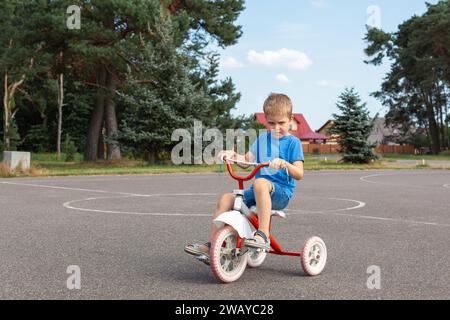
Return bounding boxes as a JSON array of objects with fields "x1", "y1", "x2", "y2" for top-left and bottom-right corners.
[
  {"x1": 439, "y1": 104, "x2": 445, "y2": 149},
  {"x1": 104, "y1": 69, "x2": 121, "y2": 160},
  {"x1": 84, "y1": 66, "x2": 107, "y2": 161},
  {"x1": 436, "y1": 82, "x2": 445, "y2": 150},
  {"x1": 2, "y1": 41, "x2": 31, "y2": 151},
  {"x1": 445, "y1": 98, "x2": 449, "y2": 149},
  {"x1": 57, "y1": 72, "x2": 64, "y2": 159},
  {"x1": 97, "y1": 123, "x2": 105, "y2": 160},
  {"x1": 424, "y1": 93, "x2": 441, "y2": 154},
  {"x1": 3, "y1": 71, "x2": 9, "y2": 150},
  {"x1": 147, "y1": 149, "x2": 159, "y2": 164},
  {"x1": 3, "y1": 72, "x2": 25, "y2": 151}
]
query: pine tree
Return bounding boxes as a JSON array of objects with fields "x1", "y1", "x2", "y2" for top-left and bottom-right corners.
[
  {"x1": 111, "y1": 1, "x2": 245, "y2": 163},
  {"x1": 53, "y1": 0, "x2": 244, "y2": 161},
  {"x1": 0, "y1": 0, "x2": 50, "y2": 151},
  {"x1": 116, "y1": 22, "x2": 211, "y2": 163},
  {"x1": 0, "y1": 0, "x2": 245, "y2": 159},
  {"x1": 192, "y1": 53, "x2": 241, "y2": 130},
  {"x1": 330, "y1": 88, "x2": 378, "y2": 164},
  {"x1": 1, "y1": 1, "x2": 74, "y2": 152},
  {"x1": 364, "y1": 0, "x2": 450, "y2": 153}
]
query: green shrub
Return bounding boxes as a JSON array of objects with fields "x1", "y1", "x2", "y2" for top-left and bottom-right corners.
[
  {"x1": 63, "y1": 134, "x2": 77, "y2": 162},
  {"x1": 408, "y1": 132, "x2": 430, "y2": 149},
  {"x1": 22, "y1": 124, "x2": 49, "y2": 152},
  {"x1": 6, "y1": 120, "x2": 21, "y2": 151}
]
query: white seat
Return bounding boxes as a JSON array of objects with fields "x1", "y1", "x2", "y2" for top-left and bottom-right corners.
[{"x1": 249, "y1": 206, "x2": 287, "y2": 219}]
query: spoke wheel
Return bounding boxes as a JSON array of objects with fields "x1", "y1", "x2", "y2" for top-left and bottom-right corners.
[
  {"x1": 247, "y1": 248, "x2": 267, "y2": 268},
  {"x1": 301, "y1": 236, "x2": 327, "y2": 276},
  {"x1": 210, "y1": 226, "x2": 248, "y2": 283}
]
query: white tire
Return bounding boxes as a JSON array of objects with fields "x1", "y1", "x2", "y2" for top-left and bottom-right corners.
[
  {"x1": 210, "y1": 226, "x2": 248, "y2": 283},
  {"x1": 301, "y1": 236, "x2": 327, "y2": 276},
  {"x1": 247, "y1": 249, "x2": 267, "y2": 268}
]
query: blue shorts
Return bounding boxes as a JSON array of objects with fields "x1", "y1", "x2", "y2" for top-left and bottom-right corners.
[{"x1": 243, "y1": 180, "x2": 290, "y2": 210}]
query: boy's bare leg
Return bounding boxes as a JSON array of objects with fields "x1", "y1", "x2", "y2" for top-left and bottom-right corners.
[
  {"x1": 198, "y1": 193, "x2": 235, "y2": 253},
  {"x1": 209, "y1": 193, "x2": 236, "y2": 241},
  {"x1": 253, "y1": 178, "x2": 272, "y2": 238}
]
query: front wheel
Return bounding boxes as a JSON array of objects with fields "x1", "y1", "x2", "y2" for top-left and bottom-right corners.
[
  {"x1": 301, "y1": 236, "x2": 327, "y2": 276},
  {"x1": 210, "y1": 226, "x2": 248, "y2": 283}
]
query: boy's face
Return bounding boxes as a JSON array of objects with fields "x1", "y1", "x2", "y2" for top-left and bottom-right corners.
[{"x1": 265, "y1": 114, "x2": 293, "y2": 138}]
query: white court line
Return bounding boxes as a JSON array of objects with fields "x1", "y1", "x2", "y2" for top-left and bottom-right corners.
[
  {"x1": 3, "y1": 180, "x2": 366, "y2": 217},
  {"x1": 287, "y1": 196, "x2": 450, "y2": 227},
  {"x1": 444, "y1": 184, "x2": 450, "y2": 189},
  {"x1": 0, "y1": 180, "x2": 217, "y2": 216},
  {"x1": 66, "y1": 194, "x2": 450, "y2": 227},
  {"x1": 287, "y1": 208, "x2": 450, "y2": 228},
  {"x1": 286, "y1": 197, "x2": 366, "y2": 215},
  {"x1": 64, "y1": 195, "x2": 364, "y2": 217},
  {"x1": 4, "y1": 180, "x2": 449, "y2": 227},
  {"x1": 0, "y1": 181, "x2": 142, "y2": 196},
  {"x1": 360, "y1": 172, "x2": 426, "y2": 188},
  {"x1": 360, "y1": 172, "x2": 450, "y2": 189},
  {"x1": 0, "y1": 170, "x2": 384, "y2": 184},
  {"x1": 62, "y1": 195, "x2": 213, "y2": 217},
  {"x1": 0, "y1": 181, "x2": 217, "y2": 198}
]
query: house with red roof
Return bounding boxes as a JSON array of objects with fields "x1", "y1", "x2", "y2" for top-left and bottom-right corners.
[{"x1": 254, "y1": 113, "x2": 329, "y2": 144}]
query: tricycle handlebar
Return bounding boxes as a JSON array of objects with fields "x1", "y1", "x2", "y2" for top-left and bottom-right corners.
[{"x1": 223, "y1": 157, "x2": 270, "y2": 182}]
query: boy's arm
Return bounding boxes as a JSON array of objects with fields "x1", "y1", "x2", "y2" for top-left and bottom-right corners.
[
  {"x1": 286, "y1": 160, "x2": 304, "y2": 180},
  {"x1": 270, "y1": 159, "x2": 304, "y2": 180}
]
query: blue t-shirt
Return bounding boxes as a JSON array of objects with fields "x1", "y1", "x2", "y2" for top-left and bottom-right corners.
[{"x1": 249, "y1": 132, "x2": 304, "y2": 198}]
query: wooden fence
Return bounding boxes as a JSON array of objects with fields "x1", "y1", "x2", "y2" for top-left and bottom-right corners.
[
  {"x1": 374, "y1": 144, "x2": 415, "y2": 154},
  {"x1": 303, "y1": 144, "x2": 415, "y2": 154},
  {"x1": 302, "y1": 144, "x2": 340, "y2": 154}
]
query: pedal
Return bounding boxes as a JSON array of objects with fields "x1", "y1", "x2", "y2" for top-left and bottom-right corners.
[
  {"x1": 250, "y1": 247, "x2": 269, "y2": 253},
  {"x1": 195, "y1": 254, "x2": 210, "y2": 265}
]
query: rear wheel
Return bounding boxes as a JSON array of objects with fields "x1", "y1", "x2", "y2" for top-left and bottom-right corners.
[
  {"x1": 247, "y1": 249, "x2": 267, "y2": 268},
  {"x1": 301, "y1": 236, "x2": 327, "y2": 276},
  {"x1": 210, "y1": 226, "x2": 248, "y2": 283}
]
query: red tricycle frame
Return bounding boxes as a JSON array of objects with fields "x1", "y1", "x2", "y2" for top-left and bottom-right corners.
[{"x1": 223, "y1": 158, "x2": 302, "y2": 258}]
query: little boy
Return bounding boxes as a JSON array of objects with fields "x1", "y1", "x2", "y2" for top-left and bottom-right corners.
[{"x1": 185, "y1": 93, "x2": 304, "y2": 263}]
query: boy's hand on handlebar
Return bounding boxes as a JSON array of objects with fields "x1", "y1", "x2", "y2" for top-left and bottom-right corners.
[
  {"x1": 269, "y1": 158, "x2": 288, "y2": 170},
  {"x1": 218, "y1": 150, "x2": 236, "y2": 161}
]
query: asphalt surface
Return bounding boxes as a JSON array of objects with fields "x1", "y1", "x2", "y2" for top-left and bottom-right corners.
[{"x1": 0, "y1": 170, "x2": 449, "y2": 300}]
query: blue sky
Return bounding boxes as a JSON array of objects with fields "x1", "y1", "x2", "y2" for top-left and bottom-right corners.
[{"x1": 216, "y1": 0, "x2": 439, "y2": 130}]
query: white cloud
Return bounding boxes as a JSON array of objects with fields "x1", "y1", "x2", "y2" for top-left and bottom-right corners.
[
  {"x1": 247, "y1": 48, "x2": 312, "y2": 70},
  {"x1": 276, "y1": 74, "x2": 291, "y2": 83},
  {"x1": 311, "y1": 0, "x2": 328, "y2": 8},
  {"x1": 221, "y1": 57, "x2": 244, "y2": 68},
  {"x1": 317, "y1": 80, "x2": 343, "y2": 88}
]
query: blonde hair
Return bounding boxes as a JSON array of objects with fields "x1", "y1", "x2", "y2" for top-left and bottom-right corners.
[{"x1": 263, "y1": 93, "x2": 293, "y2": 118}]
